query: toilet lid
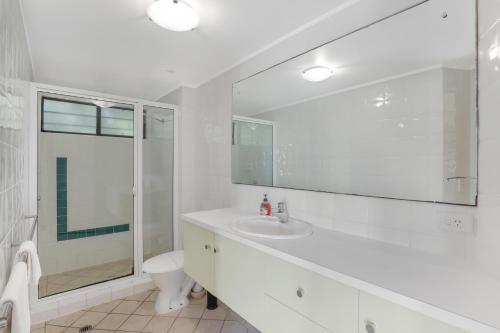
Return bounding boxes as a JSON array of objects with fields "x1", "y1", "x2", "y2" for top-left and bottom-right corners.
[{"x1": 143, "y1": 250, "x2": 184, "y2": 274}]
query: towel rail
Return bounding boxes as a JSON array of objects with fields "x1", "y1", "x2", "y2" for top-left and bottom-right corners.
[
  {"x1": 11, "y1": 215, "x2": 38, "y2": 248},
  {"x1": 0, "y1": 226, "x2": 36, "y2": 330}
]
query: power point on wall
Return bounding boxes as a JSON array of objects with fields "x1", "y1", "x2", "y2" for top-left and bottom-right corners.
[{"x1": 439, "y1": 212, "x2": 475, "y2": 234}]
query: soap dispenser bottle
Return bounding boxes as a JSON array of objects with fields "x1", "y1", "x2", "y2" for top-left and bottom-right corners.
[{"x1": 260, "y1": 194, "x2": 271, "y2": 216}]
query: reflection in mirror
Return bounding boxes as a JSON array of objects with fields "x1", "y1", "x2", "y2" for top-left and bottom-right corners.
[
  {"x1": 232, "y1": 0, "x2": 477, "y2": 205},
  {"x1": 231, "y1": 117, "x2": 274, "y2": 186}
]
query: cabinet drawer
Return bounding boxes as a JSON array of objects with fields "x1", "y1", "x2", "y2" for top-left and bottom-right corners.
[
  {"x1": 262, "y1": 296, "x2": 331, "y2": 333},
  {"x1": 265, "y1": 256, "x2": 358, "y2": 333},
  {"x1": 359, "y1": 292, "x2": 469, "y2": 333}
]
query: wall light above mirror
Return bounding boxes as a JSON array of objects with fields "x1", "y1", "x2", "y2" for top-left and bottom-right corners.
[{"x1": 231, "y1": 0, "x2": 478, "y2": 205}]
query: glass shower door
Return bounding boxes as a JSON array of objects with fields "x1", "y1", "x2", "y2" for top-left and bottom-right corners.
[
  {"x1": 37, "y1": 92, "x2": 135, "y2": 297},
  {"x1": 142, "y1": 105, "x2": 175, "y2": 261}
]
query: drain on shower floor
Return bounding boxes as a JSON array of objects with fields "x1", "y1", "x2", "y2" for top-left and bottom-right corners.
[{"x1": 79, "y1": 325, "x2": 94, "y2": 333}]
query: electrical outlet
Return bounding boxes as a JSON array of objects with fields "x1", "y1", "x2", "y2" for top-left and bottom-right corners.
[{"x1": 439, "y1": 213, "x2": 475, "y2": 233}]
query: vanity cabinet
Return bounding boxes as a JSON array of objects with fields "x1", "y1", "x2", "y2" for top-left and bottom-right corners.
[
  {"x1": 183, "y1": 222, "x2": 268, "y2": 329},
  {"x1": 183, "y1": 220, "x2": 470, "y2": 333}
]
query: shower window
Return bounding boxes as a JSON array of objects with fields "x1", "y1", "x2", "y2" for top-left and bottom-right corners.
[
  {"x1": 41, "y1": 97, "x2": 133, "y2": 137},
  {"x1": 42, "y1": 98, "x2": 97, "y2": 134},
  {"x1": 101, "y1": 107, "x2": 134, "y2": 137}
]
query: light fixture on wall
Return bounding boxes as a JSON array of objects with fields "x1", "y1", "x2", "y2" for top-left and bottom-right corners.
[
  {"x1": 147, "y1": 0, "x2": 199, "y2": 32},
  {"x1": 302, "y1": 66, "x2": 334, "y2": 82}
]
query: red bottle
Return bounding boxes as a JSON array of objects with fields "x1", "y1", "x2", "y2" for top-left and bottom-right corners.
[{"x1": 259, "y1": 194, "x2": 271, "y2": 216}]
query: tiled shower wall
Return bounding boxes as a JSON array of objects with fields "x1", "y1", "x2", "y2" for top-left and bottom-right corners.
[{"x1": 0, "y1": 0, "x2": 33, "y2": 293}]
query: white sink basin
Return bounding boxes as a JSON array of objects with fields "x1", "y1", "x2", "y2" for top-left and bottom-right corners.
[{"x1": 230, "y1": 216, "x2": 313, "y2": 239}]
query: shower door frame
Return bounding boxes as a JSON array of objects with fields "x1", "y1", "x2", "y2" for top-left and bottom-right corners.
[{"x1": 28, "y1": 83, "x2": 180, "y2": 309}]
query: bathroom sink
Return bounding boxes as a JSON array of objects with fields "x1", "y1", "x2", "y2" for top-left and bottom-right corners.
[{"x1": 230, "y1": 216, "x2": 313, "y2": 239}]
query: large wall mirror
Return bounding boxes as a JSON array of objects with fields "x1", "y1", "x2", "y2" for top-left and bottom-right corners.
[{"x1": 231, "y1": 0, "x2": 477, "y2": 205}]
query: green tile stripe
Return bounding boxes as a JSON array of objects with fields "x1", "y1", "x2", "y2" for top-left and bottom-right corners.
[{"x1": 56, "y1": 157, "x2": 130, "y2": 242}]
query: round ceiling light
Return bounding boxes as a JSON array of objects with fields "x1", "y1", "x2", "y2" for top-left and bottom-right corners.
[
  {"x1": 147, "y1": 0, "x2": 199, "y2": 32},
  {"x1": 302, "y1": 66, "x2": 334, "y2": 82}
]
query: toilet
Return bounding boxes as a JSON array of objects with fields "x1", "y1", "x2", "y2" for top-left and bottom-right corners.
[{"x1": 143, "y1": 250, "x2": 195, "y2": 314}]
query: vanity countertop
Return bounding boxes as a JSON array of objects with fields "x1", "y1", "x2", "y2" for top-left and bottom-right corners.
[{"x1": 183, "y1": 208, "x2": 500, "y2": 332}]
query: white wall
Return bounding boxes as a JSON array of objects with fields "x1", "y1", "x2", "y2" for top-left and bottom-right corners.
[
  {"x1": 38, "y1": 133, "x2": 134, "y2": 275},
  {"x1": 163, "y1": 0, "x2": 500, "y2": 279},
  {"x1": 0, "y1": 0, "x2": 33, "y2": 293},
  {"x1": 158, "y1": 88, "x2": 198, "y2": 212}
]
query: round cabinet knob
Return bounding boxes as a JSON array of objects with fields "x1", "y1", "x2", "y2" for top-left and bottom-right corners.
[
  {"x1": 296, "y1": 287, "x2": 304, "y2": 298},
  {"x1": 365, "y1": 320, "x2": 376, "y2": 333},
  {"x1": 204, "y1": 244, "x2": 211, "y2": 251},
  {"x1": 213, "y1": 248, "x2": 218, "y2": 254}
]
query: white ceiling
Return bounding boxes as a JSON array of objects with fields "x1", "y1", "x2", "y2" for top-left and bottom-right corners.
[
  {"x1": 233, "y1": 0, "x2": 476, "y2": 116},
  {"x1": 20, "y1": 0, "x2": 358, "y2": 100}
]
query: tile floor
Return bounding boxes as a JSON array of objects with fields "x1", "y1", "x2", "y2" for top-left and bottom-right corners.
[
  {"x1": 32, "y1": 289, "x2": 260, "y2": 333},
  {"x1": 38, "y1": 259, "x2": 133, "y2": 297}
]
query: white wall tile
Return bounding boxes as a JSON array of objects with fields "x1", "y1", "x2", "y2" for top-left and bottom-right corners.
[{"x1": 0, "y1": 0, "x2": 33, "y2": 293}]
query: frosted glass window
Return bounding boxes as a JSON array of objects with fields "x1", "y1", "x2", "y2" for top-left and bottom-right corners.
[
  {"x1": 42, "y1": 97, "x2": 134, "y2": 138},
  {"x1": 101, "y1": 107, "x2": 134, "y2": 137},
  {"x1": 42, "y1": 99, "x2": 97, "y2": 134}
]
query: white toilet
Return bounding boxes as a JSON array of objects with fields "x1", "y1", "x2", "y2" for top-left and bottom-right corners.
[{"x1": 143, "y1": 250, "x2": 195, "y2": 314}]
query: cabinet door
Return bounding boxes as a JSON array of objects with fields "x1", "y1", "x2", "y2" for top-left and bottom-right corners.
[
  {"x1": 261, "y1": 296, "x2": 332, "y2": 333},
  {"x1": 183, "y1": 221, "x2": 215, "y2": 292},
  {"x1": 359, "y1": 292, "x2": 469, "y2": 333},
  {"x1": 214, "y1": 235, "x2": 268, "y2": 331}
]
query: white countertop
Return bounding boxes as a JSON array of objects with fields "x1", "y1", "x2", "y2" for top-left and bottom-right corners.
[{"x1": 183, "y1": 208, "x2": 500, "y2": 333}]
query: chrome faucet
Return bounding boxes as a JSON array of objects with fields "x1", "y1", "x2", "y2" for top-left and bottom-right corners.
[{"x1": 272, "y1": 201, "x2": 289, "y2": 223}]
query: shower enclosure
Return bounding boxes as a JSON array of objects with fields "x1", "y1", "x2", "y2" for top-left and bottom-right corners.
[{"x1": 32, "y1": 84, "x2": 177, "y2": 298}]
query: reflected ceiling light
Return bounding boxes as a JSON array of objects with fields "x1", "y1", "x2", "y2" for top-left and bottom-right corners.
[
  {"x1": 375, "y1": 92, "x2": 391, "y2": 108},
  {"x1": 489, "y1": 45, "x2": 500, "y2": 60},
  {"x1": 147, "y1": 0, "x2": 199, "y2": 32},
  {"x1": 302, "y1": 66, "x2": 333, "y2": 82}
]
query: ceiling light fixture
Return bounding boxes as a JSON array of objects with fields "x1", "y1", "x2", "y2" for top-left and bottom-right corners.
[
  {"x1": 147, "y1": 0, "x2": 199, "y2": 32},
  {"x1": 302, "y1": 66, "x2": 334, "y2": 82}
]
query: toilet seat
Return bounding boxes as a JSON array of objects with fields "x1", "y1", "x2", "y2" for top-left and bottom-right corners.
[{"x1": 143, "y1": 250, "x2": 184, "y2": 274}]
